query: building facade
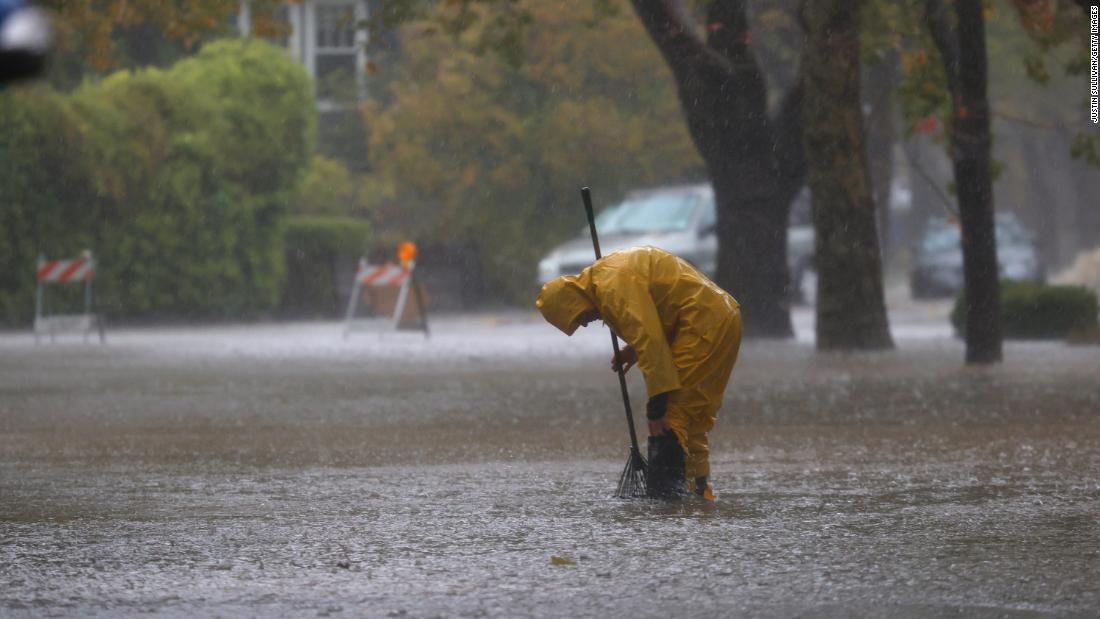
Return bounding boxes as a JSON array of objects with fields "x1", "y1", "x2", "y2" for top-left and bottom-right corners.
[{"x1": 239, "y1": 0, "x2": 370, "y2": 110}]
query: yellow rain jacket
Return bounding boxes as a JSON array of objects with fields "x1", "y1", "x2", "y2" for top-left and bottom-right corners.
[{"x1": 536, "y1": 246, "x2": 742, "y2": 481}]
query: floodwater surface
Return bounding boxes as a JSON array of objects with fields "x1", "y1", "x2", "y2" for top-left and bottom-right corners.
[{"x1": 1, "y1": 312, "x2": 1098, "y2": 617}]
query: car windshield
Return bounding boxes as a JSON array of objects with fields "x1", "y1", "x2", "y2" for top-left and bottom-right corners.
[
  {"x1": 592, "y1": 204, "x2": 623, "y2": 235},
  {"x1": 599, "y1": 191, "x2": 700, "y2": 234},
  {"x1": 920, "y1": 218, "x2": 1032, "y2": 253},
  {"x1": 921, "y1": 225, "x2": 960, "y2": 253},
  {"x1": 996, "y1": 219, "x2": 1030, "y2": 245}
]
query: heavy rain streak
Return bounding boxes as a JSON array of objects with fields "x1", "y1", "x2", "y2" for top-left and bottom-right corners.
[{"x1": 2, "y1": 1, "x2": 1099, "y2": 617}]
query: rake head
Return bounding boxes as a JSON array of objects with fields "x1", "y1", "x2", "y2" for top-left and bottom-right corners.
[{"x1": 615, "y1": 446, "x2": 649, "y2": 499}]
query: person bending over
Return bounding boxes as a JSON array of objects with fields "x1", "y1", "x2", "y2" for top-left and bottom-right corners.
[{"x1": 536, "y1": 246, "x2": 742, "y2": 499}]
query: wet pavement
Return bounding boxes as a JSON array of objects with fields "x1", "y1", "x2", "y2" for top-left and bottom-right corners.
[{"x1": 1, "y1": 307, "x2": 1098, "y2": 617}]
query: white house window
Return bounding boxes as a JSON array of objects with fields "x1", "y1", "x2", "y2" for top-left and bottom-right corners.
[
  {"x1": 315, "y1": 4, "x2": 357, "y2": 49},
  {"x1": 313, "y1": 3, "x2": 360, "y2": 103},
  {"x1": 251, "y1": 0, "x2": 367, "y2": 109},
  {"x1": 307, "y1": 1, "x2": 367, "y2": 107}
]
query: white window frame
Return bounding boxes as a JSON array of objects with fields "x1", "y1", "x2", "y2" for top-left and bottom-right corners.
[
  {"x1": 239, "y1": 1, "x2": 370, "y2": 110},
  {"x1": 302, "y1": 0, "x2": 369, "y2": 110}
]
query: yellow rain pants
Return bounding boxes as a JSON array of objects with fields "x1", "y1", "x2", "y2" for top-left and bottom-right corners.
[{"x1": 536, "y1": 246, "x2": 742, "y2": 482}]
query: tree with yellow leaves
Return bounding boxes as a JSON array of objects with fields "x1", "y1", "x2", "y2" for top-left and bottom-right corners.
[
  {"x1": 364, "y1": 0, "x2": 703, "y2": 302},
  {"x1": 39, "y1": 0, "x2": 287, "y2": 85}
]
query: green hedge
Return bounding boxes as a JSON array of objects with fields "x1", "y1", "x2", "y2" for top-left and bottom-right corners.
[
  {"x1": 0, "y1": 89, "x2": 94, "y2": 323},
  {"x1": 281, "y1": 216, "x2": 372, "y2": 316},
  {"x1": 952, "y1": 281, "x2": 1100, "y2": 340},
  {"x1": 0, "y1": 39, "x2": 316, "y2": 325}
]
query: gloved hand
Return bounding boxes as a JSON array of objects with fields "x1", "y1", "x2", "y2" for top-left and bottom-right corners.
[
  {"x1": 609, "y1": 345, "x2": 637, "y2": 373},
  {"x1": 645, "y1": 392, "x2": 669, "y2": 436}
]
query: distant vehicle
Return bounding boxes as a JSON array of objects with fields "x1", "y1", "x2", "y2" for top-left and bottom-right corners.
[
  {"x1": 537, "y1": 184, "x2": 817, "y2": 304},
  {"x1": 910, "y1": 213, "x2": 1044, "y2": 299},
  {"x1": 538, "y1": 184, "x2": 717, "y2": 285},
  {"x1": 787, "y1": 188, "x2": 815, "y2": 305}
]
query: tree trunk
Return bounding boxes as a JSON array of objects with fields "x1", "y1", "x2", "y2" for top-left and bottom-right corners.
[
  {"x1": 800, "y1": 0, "x2": 894, "y2": 350},
  {"x1": 629, "y1": 0, "x2": 804, "y2": 338},
  {"x1": 865, "y1": 51, "x2": 898, "y2": 260},
  {"x1": 953, "y1": 0, "x2": 1001, "y2": 363},
  {"x1": 924, "y1": 0, "x2": 1002, "y2": 363}
]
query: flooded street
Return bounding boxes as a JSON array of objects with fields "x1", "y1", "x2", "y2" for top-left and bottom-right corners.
[{"x1": 2, "y1": 308, "x2": 1099, "y2": 617}]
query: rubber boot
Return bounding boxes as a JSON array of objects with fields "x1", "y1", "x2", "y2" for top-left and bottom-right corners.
[
  {"x1": 647, "y1": 431, "x2": 686, "y2": 500},
  {"x1": 694, "y1": 476, "x2": 708, "y2": 496},
  {"x1": 693, "y1": 476, "x2": 716, "y2": 501}
]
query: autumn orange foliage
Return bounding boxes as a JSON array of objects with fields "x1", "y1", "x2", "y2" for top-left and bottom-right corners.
[{"x1": 41, "y1": 0, "x2": 287, "y2": 71}]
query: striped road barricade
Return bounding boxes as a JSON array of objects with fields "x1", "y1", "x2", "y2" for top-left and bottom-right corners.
[
  {"x1": 34, "y1": 251, "x2": 105, "y2": 344},
  {"x1": 343, "y1": 258, "x2": 429, "y2": 339}
]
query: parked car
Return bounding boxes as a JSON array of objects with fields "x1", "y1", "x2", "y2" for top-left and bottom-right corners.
[
  {"x1": 537, "y1": 184, "x2": 817, "y2": 304},
  {"x1": 787, "y1": 188, "x2": 815, "y2": 305},
  {"x1": 910, "y1": 213, "x2": 1044, "y2": 299},
  {"x1": 537, "y1": 184, "x2": 717, "y2": 285}
]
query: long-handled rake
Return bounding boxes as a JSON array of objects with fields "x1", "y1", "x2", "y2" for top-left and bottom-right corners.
[{"x1": 581, "y1": 187, "x2": 648, "y2": 498}]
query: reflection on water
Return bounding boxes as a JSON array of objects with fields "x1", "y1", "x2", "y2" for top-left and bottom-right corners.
[
  {"x1": 1, "y1": 323, "x2": 1098, "y2": 616},
  {"x1": 3, "y1": 458, "x2": 1097, "y2": 617}
]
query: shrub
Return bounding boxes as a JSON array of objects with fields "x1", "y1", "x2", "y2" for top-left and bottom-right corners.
[
  {"x1": 294, "y1": 156, "x2": 360, "y2": 217},
  {"x1": 952, "y1": 281, "x2": 1100, "y2": 340},
  {"x1": 281, "y1": 216, "x2": 372, "y2": 317},
  {"x1": 363, "y1": 0, "x2": 706, "y2": 304},
  {"x1": 0, "y1": 39, "x2": 316, "y2": 325},
  {"x1": 0, "y1": 89, "x2": 94, "y2": 324}
]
